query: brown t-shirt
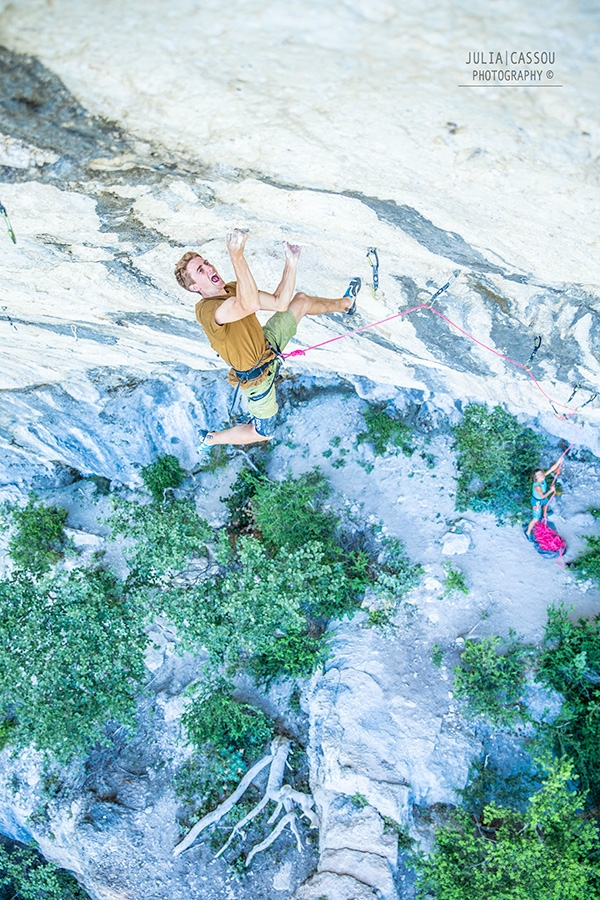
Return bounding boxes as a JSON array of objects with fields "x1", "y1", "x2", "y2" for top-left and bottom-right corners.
[{"x1": 195, "y1": 282, "x2": 275, "y2": 387}]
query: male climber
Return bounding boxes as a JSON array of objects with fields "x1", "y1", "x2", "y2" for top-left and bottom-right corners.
[{"x1": 174, "y1": 229, "x2": 360, "y2": 449}]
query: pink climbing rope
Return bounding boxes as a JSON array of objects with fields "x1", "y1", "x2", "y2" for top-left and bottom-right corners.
[
  {"x1": 283, "y1": 303, "x2": 585, "y2": 419},
  {"x1": 283, "y1": 291, "x2": 585, "y2": 568},
  {"x1": 283, "y1": 304, "x2": 428, "y2": 357}
]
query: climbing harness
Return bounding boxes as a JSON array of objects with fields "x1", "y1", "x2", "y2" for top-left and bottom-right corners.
[
  {"x1": 524, "y1": 335, "x2": 542, "y2": 370},
  {"x1": 0, "y1": 200, "x2": 16, "y2": 244},
  {"x1": 228, "y1": 343, "x2": 283, "y2": 422},
  {"x1": 366, "y1": 248, "x2": 379, "y2": 292}
]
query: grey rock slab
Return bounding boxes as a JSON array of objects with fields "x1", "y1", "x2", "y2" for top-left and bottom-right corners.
[{"x1": 295, "y1": 871, "x2": 379, "y2": 900}]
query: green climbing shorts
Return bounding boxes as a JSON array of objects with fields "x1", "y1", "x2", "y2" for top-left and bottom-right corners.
[{"x1": 242, "y1": 310, "x2": 297, "y2": 419}]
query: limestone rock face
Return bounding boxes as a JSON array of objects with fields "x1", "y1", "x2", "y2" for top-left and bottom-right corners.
[
  {"x1": 0, "y1": 2, "x2": 598, "y2": 898},
  {"x1": 441, "y1": 532, "x2": 470, "y2": 555},
  {"x1": 300, "y1": 622, "x2": 475, "y2": 897}
]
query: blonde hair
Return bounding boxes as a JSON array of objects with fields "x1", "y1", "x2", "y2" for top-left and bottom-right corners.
[{"x1": 174, "y1": 251, "x2": 201, "y2": 291}]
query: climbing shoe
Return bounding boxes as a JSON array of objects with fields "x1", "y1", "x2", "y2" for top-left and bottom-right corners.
[
  {"x1": 344, "y1": 277, "x2": 361, "y2": 315},
  {"x1": 197, "y1": 430, "x2": 213, "y2": 454}
]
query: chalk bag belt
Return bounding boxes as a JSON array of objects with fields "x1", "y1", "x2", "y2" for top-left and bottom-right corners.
[{"x1": 232, "y1": 343, "x2": 283, "y2": 404}]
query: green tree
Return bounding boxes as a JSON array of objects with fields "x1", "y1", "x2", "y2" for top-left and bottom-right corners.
[
  {"x1": 176, "y1": 687, "x2": 274, "y2": 819},
  {"x1": 452, "y1": 404, "x2": 543, "y2": 520},
  {"x1": 161, "y1": 535, "x2": 356, "y2": 678},
  {"x1": 108, "y1": 496, "x2": 212, "y2": 584},
  {"x1": 538, "y1": 606, "x2": 600, "y2": 805},
  {"x1": 6, "y1": 495, "x2": 69, "y2": 576},
  {"x1": 0, "y1": 842, "x2": 87, "y2": 900},
  {"x1": 0, "y1": 568, "x2": 147, "y2": 759},
  {"x1": 416, "y1": 759, "x2": 600, "y2": 900}
]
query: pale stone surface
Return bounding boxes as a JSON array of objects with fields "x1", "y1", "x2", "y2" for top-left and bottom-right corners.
[
  {"x1": 0, "y1": 3, "x2": 599, "y2": 899},
  {"x1": 441, "y1": 531, "x2": 470, "y2": 555},
  {"x1": 295, "y1": 871, "x2": 379, "y2": 900},
  {"x1": 319, "y1": 848, "x2": 396, "y2": 900}
]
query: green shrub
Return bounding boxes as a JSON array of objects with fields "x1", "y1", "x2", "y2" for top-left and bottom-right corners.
[
  {"x1": 537, "y1": 606, "x2": 600, "y2": 804},
  {"x1": 249, "y1": 468, "x2": 338, "y2": 554},
  {"x1": 182, "y1": 688, "x2": 274, "y2": 759},
  {"x1": 453, "y1": 634, "x2": 531, "y2": 725},
  {"x1": 431, "y1": 644, "x2": 444, "y2": 668},
  {"x1": 140, "y1": 454, "x2": 186, "y2": 502},
  {"x1": 6, "y1": 495, "x2": 68, "y2": 576},
  {"x1": 357, "y1": 405, "x2": 415, "y2": 457},
  {"x1": 373, "y1": 536, "x2": 422, "y2": 603},
  {"x1": 416, "y1": 758, "x2": 600, "y2": 900},
  {"x1": 249, "y1": 629, "x2": 327, "y2": 681},
  {"x1": 452, "y1": 404, "x2": 543, "y2": 520},
  {"x1": 177, "y1": 688, "x2": 274, "y2": 819},
  {"x1": 108, "y1": 497, "x2": 212, "y2": 584},
  {"x1": 0, "y1": 568, "x2": 147, "y2": 759},
  {"x1": 0, "y1": 841, "x2": 88, "y2": 900},
  {"x1": 443, "y1": 562, "x2": 468, "y2": 597},
  {"x1": 161, "y1": 535, "x2": 360, "y2": 678},
  {"x1": 570, "y1": 535, "x2": 600, "y2": 586}
]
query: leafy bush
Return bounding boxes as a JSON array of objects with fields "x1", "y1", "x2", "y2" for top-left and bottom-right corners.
[
  {"x1": 108, "y1": 497, "x2": 212, "y2": 584},
  {"x1": 177, "y1": 688, "x2": 274, "y2": 819},
  {"x1": 570, "y1": 535, "x2": 600, "y2": 586},
  {"x1": 443, "y1": 562, "x2": 468, "y2": 597},
  {"x1": 431, "y1": 644, "x2": 444, "y2": 668},
  {"x1": 6, "y1": 495, "x2": 69, "y2": 576},
  {"x1": 453, "y1": 634, "x2": 531, "y2": 725},
  {"x1": 161, "y1": 535, "x2": 360, "y2": 678},
  {"x1": 182, "y1": 688, "x2": 274, "y2": 759},
  {"x1": 0, "y1": 569, "x2": 147, "y2": 759},
  {"x1": 357, "y1": 405, "x2": 415, "y2": 457},
  {"x1": 140, "y1": 454, "x2": 186, "y2": 502},
  {"x1": 373, "y1": 536, "x2": 422, "y2": 604},
  {"x1": 0, "y1": 841, "x2": 88, "y2": 900},
  {"x1": 249, "y1": 468, "x2": 338, "y2": 554},
  {"x1": 537, "y1": 606, "x2": 600, "y2": 804},
  {"x1": 452, "y1": 404, "x2": 543, "y2": 520},
  {"x1": 416, "y1": 758, "x2": 600, "y2": 900}
]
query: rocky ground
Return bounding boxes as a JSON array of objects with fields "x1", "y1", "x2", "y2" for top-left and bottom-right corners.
[
  {"x1": 0, "y1": 1, "x2": 599, "y2": 897},
  {"x1": 1, "y1": 379, "x2": 600, "y2": 899}
]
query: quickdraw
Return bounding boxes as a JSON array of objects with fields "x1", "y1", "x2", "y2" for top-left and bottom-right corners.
[
  {"x1": 0, "y1": 200, "x2": 16, "y2": 244},
  {"x1": 524, "y1": 335, "x2": 542, "y2": 369},
  {"x1": 580, "y1": 392, "x2": 598, "y2": 410},
  {"x1": 425, "y1": 269, "x2": 461, "y2": 308},
  {"x1": 366, "y1": 247, "x2": 379, "y2": 292}
]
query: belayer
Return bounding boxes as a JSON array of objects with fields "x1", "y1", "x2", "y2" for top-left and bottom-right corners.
[
  {"x1": 175, "y1": 228, "x2": 360, "y2": 450},
  {"x1": 524, "y1": 458, "x2": 563, "y2": 540}
]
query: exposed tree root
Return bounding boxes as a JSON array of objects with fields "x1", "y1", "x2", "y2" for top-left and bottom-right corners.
[{"x1": 173, "y1": 736, "x2": 318, "y2": 864}]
